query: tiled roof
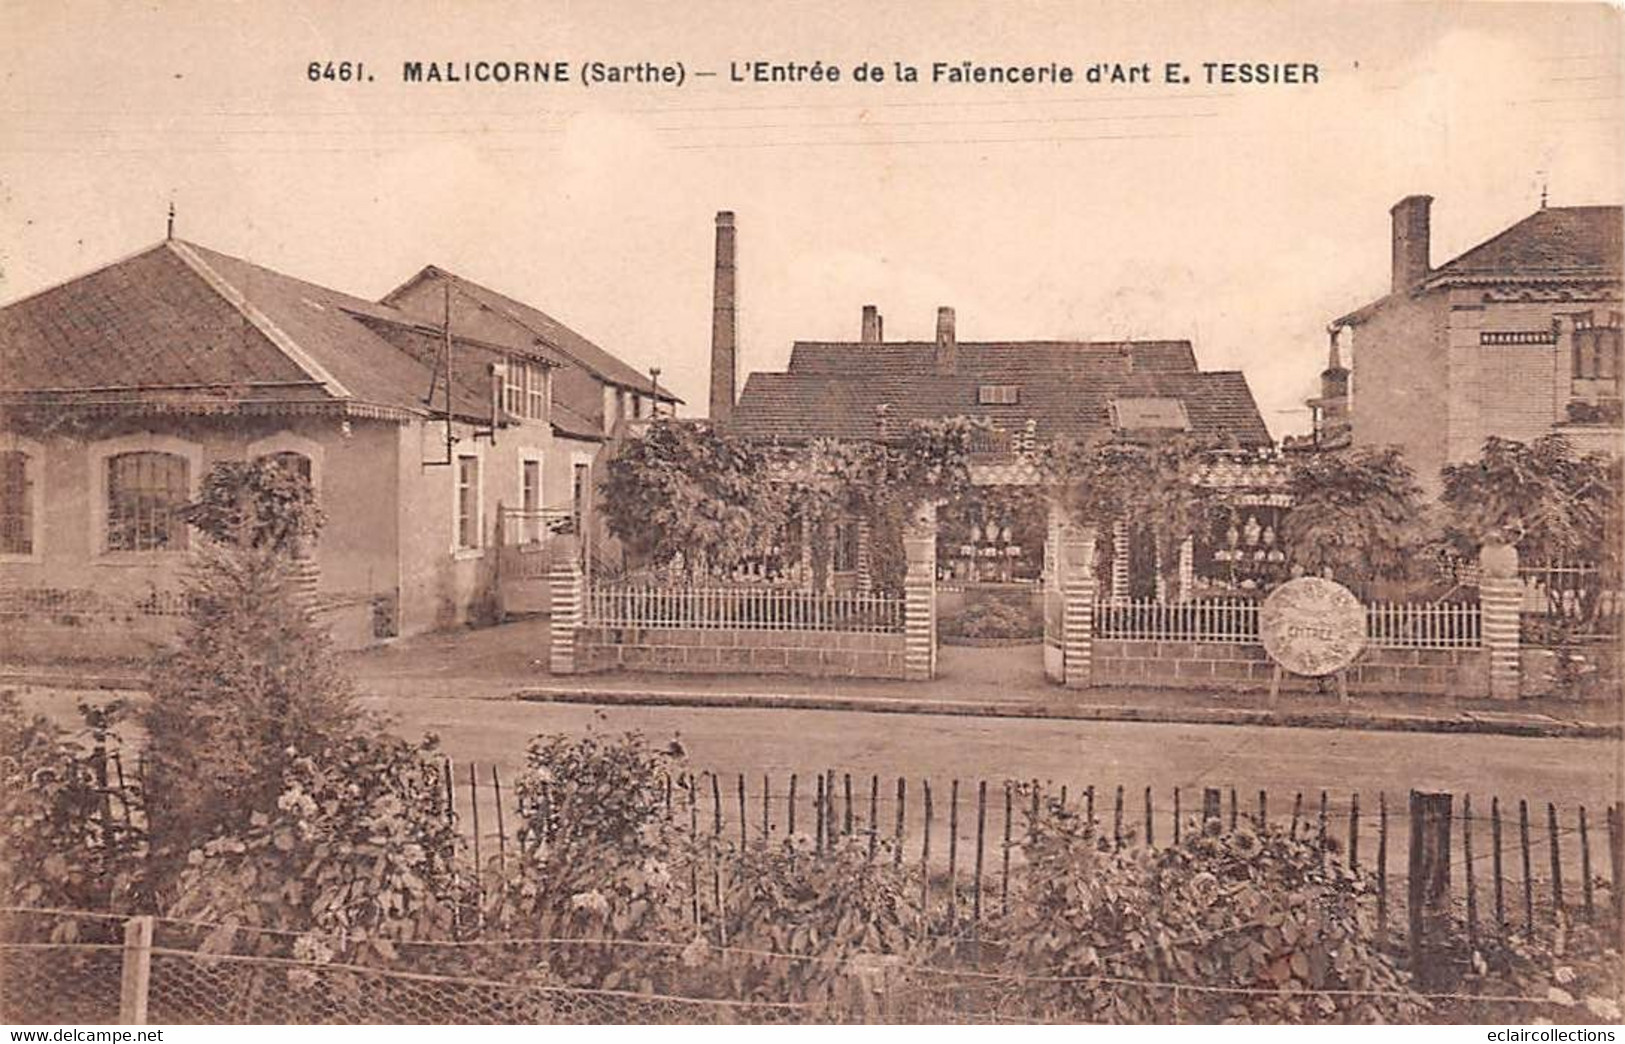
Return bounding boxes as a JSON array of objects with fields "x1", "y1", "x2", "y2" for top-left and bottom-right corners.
[
  {"x1": 1423, "y1": 205, "x2": 1622, "y2": 286},
  {"x1": 551, "y1": 401, "x2": 606, "y2": 442},
  {"x1": 0, "y1": 240, "x2": 633, "y2": 427},
  {"x1": 176, "y1": 242, "x2": 491, "y2": 418},
  {"x1": 732, "y1": 340, "x2": 1271, "y2": 447},
  {"x1": 0, "y1": 244, "x2": 317, "y2": 393},
  {"x1": 383, "y1": 267, "x2": 681, "y2": 402}
]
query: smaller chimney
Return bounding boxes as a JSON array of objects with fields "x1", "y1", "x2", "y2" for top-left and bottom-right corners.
[
  {"x1": 1390, "y1": 195, "x2": 1433, "y2": 293},
  {"x1": 861, "y1": 305, "x2": 883, "y2": 344},
  {"x1": 935, "y1": 306, "x2": 957, "y2": 374},
  {"x1": 1321, "y1": 328, "x2": 1349, "y2": 403},
  {"x1": 874, "y1": 403, "x2": 891, "y2": 441}
]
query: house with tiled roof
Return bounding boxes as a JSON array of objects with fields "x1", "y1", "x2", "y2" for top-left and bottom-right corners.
[
  {"x1": 725, "y1": 295, "x2": 1278, "y2": 597},
  {"x1": 1330, "y1": 196, "x2": 1623, "y2": 492},
  {"x1": 732, "y1": 309, "x2": 1271, "y2": 451},
  {"x1": 0, "y1": 234, "x2": 670, "y2": 654}
]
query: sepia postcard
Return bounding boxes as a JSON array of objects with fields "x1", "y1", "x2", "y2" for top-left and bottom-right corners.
[{"x1": 0, "y1": 0, "x2": 1621, "y2": 1033}]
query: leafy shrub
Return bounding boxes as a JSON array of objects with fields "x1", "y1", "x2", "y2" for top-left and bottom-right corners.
[
  {"x1": 1446, "y1": 921, "x2": 1625, "y2": 1024},
  {"x1": 717, "y1": 835, "x2": 925, "y2": 1006},
  {"x1": 943, "y1": 599, "x2": 1042, "y2": 640},
  {"x1": 142, "y1": 542, "x2": 357, "y2": 889},
  {"x1": 481, "y1": 731, "x2": 691, "y2": 990},
  {"x1": 167, "y1": 723, "x2": 463, "y2": 961},
  {"x1": 996, "y1": 800, "x2": 1424, "y2": 1023},
  {"x1": 0, "y1": 694, "x2": 147, "y2": 923}
]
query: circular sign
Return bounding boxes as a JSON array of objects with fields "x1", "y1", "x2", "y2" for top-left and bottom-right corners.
[{"x1": 1260, "y1": 577, "x2": 1367, "y2": 677}]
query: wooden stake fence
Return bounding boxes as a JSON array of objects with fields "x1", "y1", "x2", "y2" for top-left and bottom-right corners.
[{"x1": 89, "y1": 755, "x2": 1625, "y2": 951}]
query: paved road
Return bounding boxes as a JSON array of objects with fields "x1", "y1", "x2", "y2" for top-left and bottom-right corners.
[
  {"x1": 365, "y1": 694, "x2": 1622, "y2": 811},
  {"x1": 21, "y1": 687, "x2": 1621, "y2": 880}
]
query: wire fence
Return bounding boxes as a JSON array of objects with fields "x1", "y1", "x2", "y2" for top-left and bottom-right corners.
[{"x1": 2, "y1": 900, "x2": 1615, "y2": 1026}]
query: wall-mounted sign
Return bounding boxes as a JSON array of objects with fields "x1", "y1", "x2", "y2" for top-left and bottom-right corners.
[{"x1": 1260, "y1": 576, "x2": 1367, "y2": 677}]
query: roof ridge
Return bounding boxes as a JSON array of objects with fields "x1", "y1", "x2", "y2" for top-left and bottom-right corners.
[{"x1": 166, "y1": 240, "x2": 351, "y2": 400}]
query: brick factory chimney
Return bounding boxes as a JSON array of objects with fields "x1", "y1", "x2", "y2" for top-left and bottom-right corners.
[
  {"x1": 709, "y1": 210, "x2": 737, "y2": 425},
  {"x1": 861, "y1": 305, "x2": 883, "y2": 344},
  {"x1": 1390, "y1": 195, "x2": 1432, "y2": 293},
  {"x1": 935, "y1": 306, "x2": 957, "y2": 374}
]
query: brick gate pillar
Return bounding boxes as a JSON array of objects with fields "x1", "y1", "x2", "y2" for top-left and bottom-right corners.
[
  {"x1": 548, "y1": 535, "x2": 584, "y2": 675},
  {"x1": 1060, "y1": 519, "x2": 1097, "y2": 690},
  {"x1": 288, "y1": 550, "x2": 321, "y2": 620},
  {"x1": 903, "y1": 500, "x2": 937, "y2": 681},
  {"x1": 1480, "y1": 541, "x2": 1521, "y2": 700}
]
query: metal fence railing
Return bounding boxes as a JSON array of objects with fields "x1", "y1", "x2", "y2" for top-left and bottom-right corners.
[
  {"x1": 1093, "y1": 598, "x2": 1483, "y2": 650},
  {"x1": 1094, "y1": 598, "x2": 1260, "y2": 644},
  {"x1": 1364, "y1": 600, "x2": 1482, "y2": 649},
  {"x1": 1520, "y1": 563, "x2": 1621, "y2": 640},
  {"x1": 586, "y1": 585, "x2": 905, "y2": 634}
]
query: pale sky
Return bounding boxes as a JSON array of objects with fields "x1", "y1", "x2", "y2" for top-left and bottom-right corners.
[{"x1": 2, "y1": 0, "x2": 1621, "y2": 436}]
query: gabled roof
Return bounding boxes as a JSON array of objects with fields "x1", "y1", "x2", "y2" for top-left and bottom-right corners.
[
  {"x1": 1422, "y1": 205, "x2": 1622, "y2": 287},
  {"x1": 0, "y1": 240, "x2": 615, "y2": 441},
  {"x1": 383, "y1": 266, "x2": 681, "y2": 402},
  {"x1": 731, "y1": 339, "x2": 1271, "y2": 447}
]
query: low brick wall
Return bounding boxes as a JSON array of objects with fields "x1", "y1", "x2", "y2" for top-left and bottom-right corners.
[
  {"x1": 1092, "y1": 638, "x2": 1490, "y2": 697},
  {"x1": 576, "y1": 625, "x2": 908, "y2": 680}
]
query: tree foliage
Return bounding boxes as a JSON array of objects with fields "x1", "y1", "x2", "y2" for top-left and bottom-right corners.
[
  {"x1": 182, "y1": 457, "x2": 326, "y2": 552},
  {"x1": 142, "y1": 460, "x2": 354, "y2": 897},
  {"x1": 600, "y1": 420, "x2": 783, "y2": 579},
  {"x1": 1441, "y1": 435, "x2": 1620, "y2": 571},
  {"x1": 1281, "y1": 446, "x2": 1427, "y2": 589},
  {"x1": 600, "y1": 417, "x2": 979, "y2": 590},
  {"x1": 1046, "y1": 435, "x2": 1220, "y2": 600}
]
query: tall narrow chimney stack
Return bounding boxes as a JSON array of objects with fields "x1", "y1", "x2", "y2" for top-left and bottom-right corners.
[
  {"x1": 1390, "y1": 195, "x2": 1433, "y2": 293},
  {"x1": 861, "y1": 305, "x2": 883, "y2": 344},
  {"x1": 709, "y1": 211, "x2": 737, "y2": 425},
  {"x1": 934, "y1": 306, "x2": 957, "y2": 374}
]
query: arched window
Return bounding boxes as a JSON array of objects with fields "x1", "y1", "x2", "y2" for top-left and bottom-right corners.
[
  {"x1": 0, "y1": 450, "x2": 33, "y2": 555},
  {"x1": 106, "y1": 451, "x2": 189, "y2": 552},
  {"x1": 261, "y1": 450, "x2": 313, "y2": 484}
]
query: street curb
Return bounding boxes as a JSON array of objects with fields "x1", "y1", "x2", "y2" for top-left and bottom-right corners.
[
  {"x1": 5, "y1": 668, "x2": 1615, "y2": 740},
  {"x1": 512, "y1": 685, "x2": 1621, "y2": 740}
]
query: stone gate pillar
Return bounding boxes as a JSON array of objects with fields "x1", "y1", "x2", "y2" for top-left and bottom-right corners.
[
  {"x1": 903, "y1": 501, "x2": 937, "y2": 681},
  {"x1": 1480, "y1": 541, "x2": 1521, "y2": 700},
  {"x1": 549, "y1": 535, "x2": 584, "y2": 675},
  {"x1": 1058, "y1": 515, "x2": 1098, "y2": 690}
]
